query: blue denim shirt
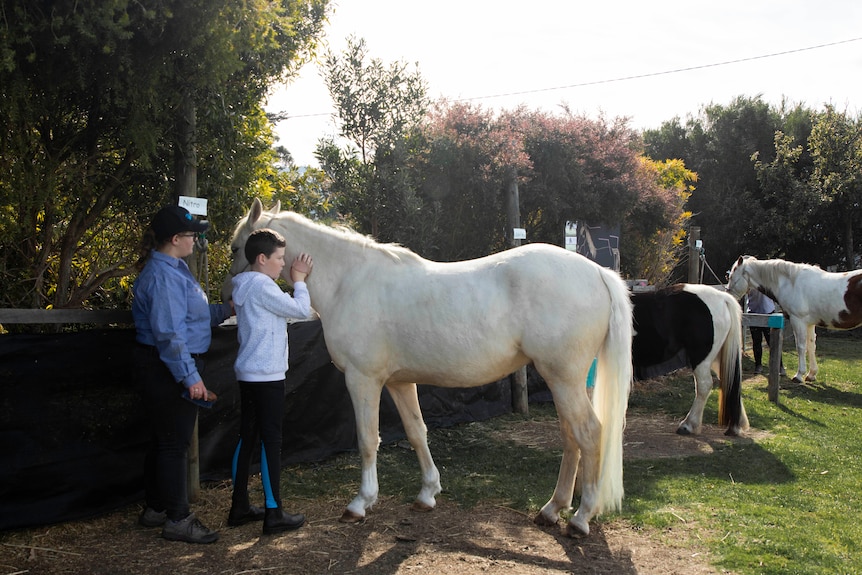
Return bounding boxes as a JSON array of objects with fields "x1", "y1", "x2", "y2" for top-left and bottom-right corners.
[{"x1": 132, "y1": 250, "x2": 230, "y2": 388}]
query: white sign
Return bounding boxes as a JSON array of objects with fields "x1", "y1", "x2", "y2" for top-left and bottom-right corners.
[
  {"x1": 513, "y1": 228, "x2": 526, "y2": 240},
  {"x1": 179, "y1": 196, "x2": 208, "y2": 216}
]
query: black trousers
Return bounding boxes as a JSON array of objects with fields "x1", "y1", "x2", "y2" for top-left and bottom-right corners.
[
  {"x1": 232, "y1": 380, "x2": 285, "y2": 509},
  {"x1": 133, "y1": 346, "x2": 204, "y2": 521},
  {"x1": 750, "y1": 326, "x2": 771, "y2": 365},
  {"x1": 750, "y1": 326, "x2": 783, "y2": 369}
]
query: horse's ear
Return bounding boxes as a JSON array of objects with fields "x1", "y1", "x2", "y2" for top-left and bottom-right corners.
[
  {"x1": 737, "y1": 256, "x2": 745, "y2": 265},
  {"x1": 270, "y1": 200, "x2": 281, "y2": 214},
  {"x1": 248, "y1": 198, "x2": 264, "y2": 226}
]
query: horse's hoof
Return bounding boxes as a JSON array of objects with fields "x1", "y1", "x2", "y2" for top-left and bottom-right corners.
[
  {"x1": 792, "y1": 376, "x2": 804, "y2": 384},
  {"x1": 411, "y1": 501, "x2": 434, "y2": 513},
  {"x1": 565, "y1": 521, "x2": 589, "y2": 538},
  {"x1": 805, "y1": 375, "x2": 817, "y2": 382},
  {"x1": 533, "y1": 511, "x2": 557, "y2": 527},
  {"x1": 676, "y1": 427, "x2": 692, "y2": 436},
  {"x1": 339, "y1": 509, "x2": 365, "y2": 523},
  {"x1": 724, "y1": 428, "x2": 739, "y2": 437}
]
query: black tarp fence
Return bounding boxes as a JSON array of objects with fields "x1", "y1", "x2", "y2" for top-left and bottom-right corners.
[{"x1": 0, "y1": 321, "x2": 514, "y2": 531}]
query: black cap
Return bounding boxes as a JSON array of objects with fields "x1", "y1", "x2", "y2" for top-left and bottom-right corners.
[{"x1": 151, "y1": 205, "x2": 209, "y2": 241}]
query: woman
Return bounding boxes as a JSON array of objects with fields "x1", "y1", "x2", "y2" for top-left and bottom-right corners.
[
  {"x1": 747, "y1": 287, "x2": 786, "y2": 376},
  {"x1": 132, "y1": 204, "x2": 232, "y2": 544}
]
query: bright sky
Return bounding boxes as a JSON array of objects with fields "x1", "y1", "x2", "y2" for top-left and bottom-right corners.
[{"x1": 265, "y1": 0, "x2": 862, "y2": 167}]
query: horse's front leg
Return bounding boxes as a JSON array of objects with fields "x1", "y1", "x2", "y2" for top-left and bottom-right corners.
[
  {"x1": 385, "y1": 382, "x2": 441, "y2": 512},
  {"x1": 805, "y1": 324, "x2": 818, "y2": 381},
  {"x1": 677, "y1": 365, "x2": 711, "y2": 435},
  {"x1": 789, "y1": 318, "x2": 809, "y2": 383},
  {"x1": 340, "y1": 374, "x2": 383, "y2": 523}
]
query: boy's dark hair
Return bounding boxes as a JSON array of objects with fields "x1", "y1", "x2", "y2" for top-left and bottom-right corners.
[{"x1": 245, "y1": 228, "x2": 286, "y2": 265}]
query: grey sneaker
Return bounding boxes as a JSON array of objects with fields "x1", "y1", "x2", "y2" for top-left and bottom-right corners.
[
  {"x1": 138, "y1": 507, "x2": 166, "y2": 527},
  {"x1": 162, "y1": 513, "x2": 219, "y2": 544}
]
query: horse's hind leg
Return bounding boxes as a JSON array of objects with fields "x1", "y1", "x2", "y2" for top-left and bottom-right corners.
[
  {"x1": 534, "y1": 379, "x2": 599, "y2": 537},
  {"x1": 677, "y1": 363, "x2": 712, "y2": 435},
  {"x1": 385, "y1": 382, "x2": 441, "y2": 512},
  {"x1": 341, "y1": 374, "x2": 383, "y2": 523}
]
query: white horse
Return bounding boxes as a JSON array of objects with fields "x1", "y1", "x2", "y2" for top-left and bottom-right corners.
[
  {"x1": 727, "y1": 255, "x2": 862, "y2": 383},
  {"x1": 224, "y1": 199, "x2": 633, "y2": 537}
]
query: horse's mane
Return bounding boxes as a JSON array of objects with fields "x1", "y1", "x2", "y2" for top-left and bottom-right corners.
[
  {"x1": 274, "y1": 211, "x2": 423, "y2": 264},
  {"x1": 750, "y1": 257, "x2": 821, "y2": 287}
]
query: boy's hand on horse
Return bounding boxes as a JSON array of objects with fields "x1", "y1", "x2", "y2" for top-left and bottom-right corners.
[{"x1": 290, "y1": 253, "x2": 313, "y2": 281}]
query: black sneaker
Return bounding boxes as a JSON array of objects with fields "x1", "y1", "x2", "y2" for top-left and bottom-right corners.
[
  {"x1": 138, "y1": 507, "x2": 167, "y2": 528},
  {"x1": 162, "y1": 513, "x2": 219, "y2": 544}
]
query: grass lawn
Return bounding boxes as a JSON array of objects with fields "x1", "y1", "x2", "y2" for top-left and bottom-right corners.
[
  {"x1": 625, "y1": 332, "x2": 862, "y2": 574},
  {"x1": 282, "y1": 332, "x2": 862, "y2": 575}
]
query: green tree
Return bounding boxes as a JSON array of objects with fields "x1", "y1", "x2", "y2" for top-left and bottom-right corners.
[
  {"x1": 752, "y1": 129, "x2": 818, "y2": 260},
  {"x1": 0, "y1": 0, "x2": 328, "y2": 311},
  {"x1": 319, "y1": 36, "x2": 429, "y2": 237},
  {"x1": 645, "y1": 96, "x2": 792, "y2": 275},
  {"x1": 619, "y1": 158, "x2": 694, "y2": 285},
  {"x1": 808, "y1": 106, "x2": 862, "y2": 269}
]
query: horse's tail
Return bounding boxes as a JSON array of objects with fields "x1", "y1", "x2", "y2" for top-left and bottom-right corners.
[
  {"x1": 593, "y1": 267, "x2": 634, "y2": 514},
  {"x1": 716, "y1": 293, "x2": 747, "y2": 433}
]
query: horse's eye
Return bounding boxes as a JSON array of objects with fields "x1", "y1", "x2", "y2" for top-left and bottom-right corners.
[{"x1": 231, "y1": 246, "x2": 239, "y2": 255}]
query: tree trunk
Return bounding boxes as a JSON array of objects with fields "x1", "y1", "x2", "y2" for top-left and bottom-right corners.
[{"x1": 175, "y1": 93, "x2": 198, "y2": 278}]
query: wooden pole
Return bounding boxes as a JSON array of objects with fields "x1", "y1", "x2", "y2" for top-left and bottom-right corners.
[
  {"x1": 175, "y1": 92, "x2": 201, "y2": 502},
  {"x1": 767, "y1": 326, "x2": 783, "y2": 404},
  {"x1": 507, "y1": 168, "x2": 529, "y2": 415},
  {"x1": 688, "y1": 226, "x2": 701, "y2": 284},
  {"x1": 742, "y1": 312, "x2": 784, "y2": 404}
]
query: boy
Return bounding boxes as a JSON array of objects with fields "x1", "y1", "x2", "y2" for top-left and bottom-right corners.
[{"x1": 229, "y1": 228, "x2": 313, "y2": 534}]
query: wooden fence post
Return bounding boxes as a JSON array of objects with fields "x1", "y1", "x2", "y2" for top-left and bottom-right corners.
[
  {"x1": 506, "y1": 168, "x2": 529, "y2": 415},
  {"x1": 688, "y1": 226, "x2": 701, "y2": 283},
  {"x1": 767, "y1": 318, "x2": 785, "y2": 405},
  {"x1": 741, "y1": 312, "x2": 785, "y2": 404}
]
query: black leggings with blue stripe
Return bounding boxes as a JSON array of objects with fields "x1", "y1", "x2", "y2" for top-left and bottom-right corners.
[{"x1": 232, "y1": 380, "x2": 285, "y2": 509}]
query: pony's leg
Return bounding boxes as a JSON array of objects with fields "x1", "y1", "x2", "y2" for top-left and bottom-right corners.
[
  {"x1": 534, "y1": 382, "x2": 599, "y2": 537},
  {"x1": 385, "y1": 382, "x2": 441, "y2": 512},
  {"x1": 341, "y1": 374, "x2": 383, "y2": 523},
  {"x1": 805, "y1": 324, "x2": 818, "y2": 381},
  {"x1": 677, "y1": 364, "x2": 711, "y2": 435},
  {"x1": 789, "y1": 318, "x2": 809, "y2": 383}
]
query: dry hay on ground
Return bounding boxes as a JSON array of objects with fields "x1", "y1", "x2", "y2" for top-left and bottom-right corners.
[{"x1": 0, "y1": 412, "x2": 752, "y2": 575}]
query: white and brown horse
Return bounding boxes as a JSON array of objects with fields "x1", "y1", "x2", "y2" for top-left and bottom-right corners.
[
  {"x1": 727, "y1": 255, "x2": 862, "y2": 383},
  {"x1": 632, "y1": 284, "x2": 748, "y2": 436},
  {"x1": 225, "y1": 199, "x2": 634, "y2": 537}
]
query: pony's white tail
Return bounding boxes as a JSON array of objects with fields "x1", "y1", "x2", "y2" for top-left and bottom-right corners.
[
  {"x1": 717, "y1": 295, "x2": 746, "y2": 431},
  {"x1": 592, "y1": 268, "x2": 634, "y2": 513}
]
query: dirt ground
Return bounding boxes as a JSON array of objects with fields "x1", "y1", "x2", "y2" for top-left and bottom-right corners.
[{"x1": 0, "y1": 411, "x2": 764, "y2": 575}]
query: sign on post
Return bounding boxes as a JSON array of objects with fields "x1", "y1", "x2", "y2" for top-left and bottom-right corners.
[{"x1": 179, "y1": 195, "x2": 208, "y2": 216}]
